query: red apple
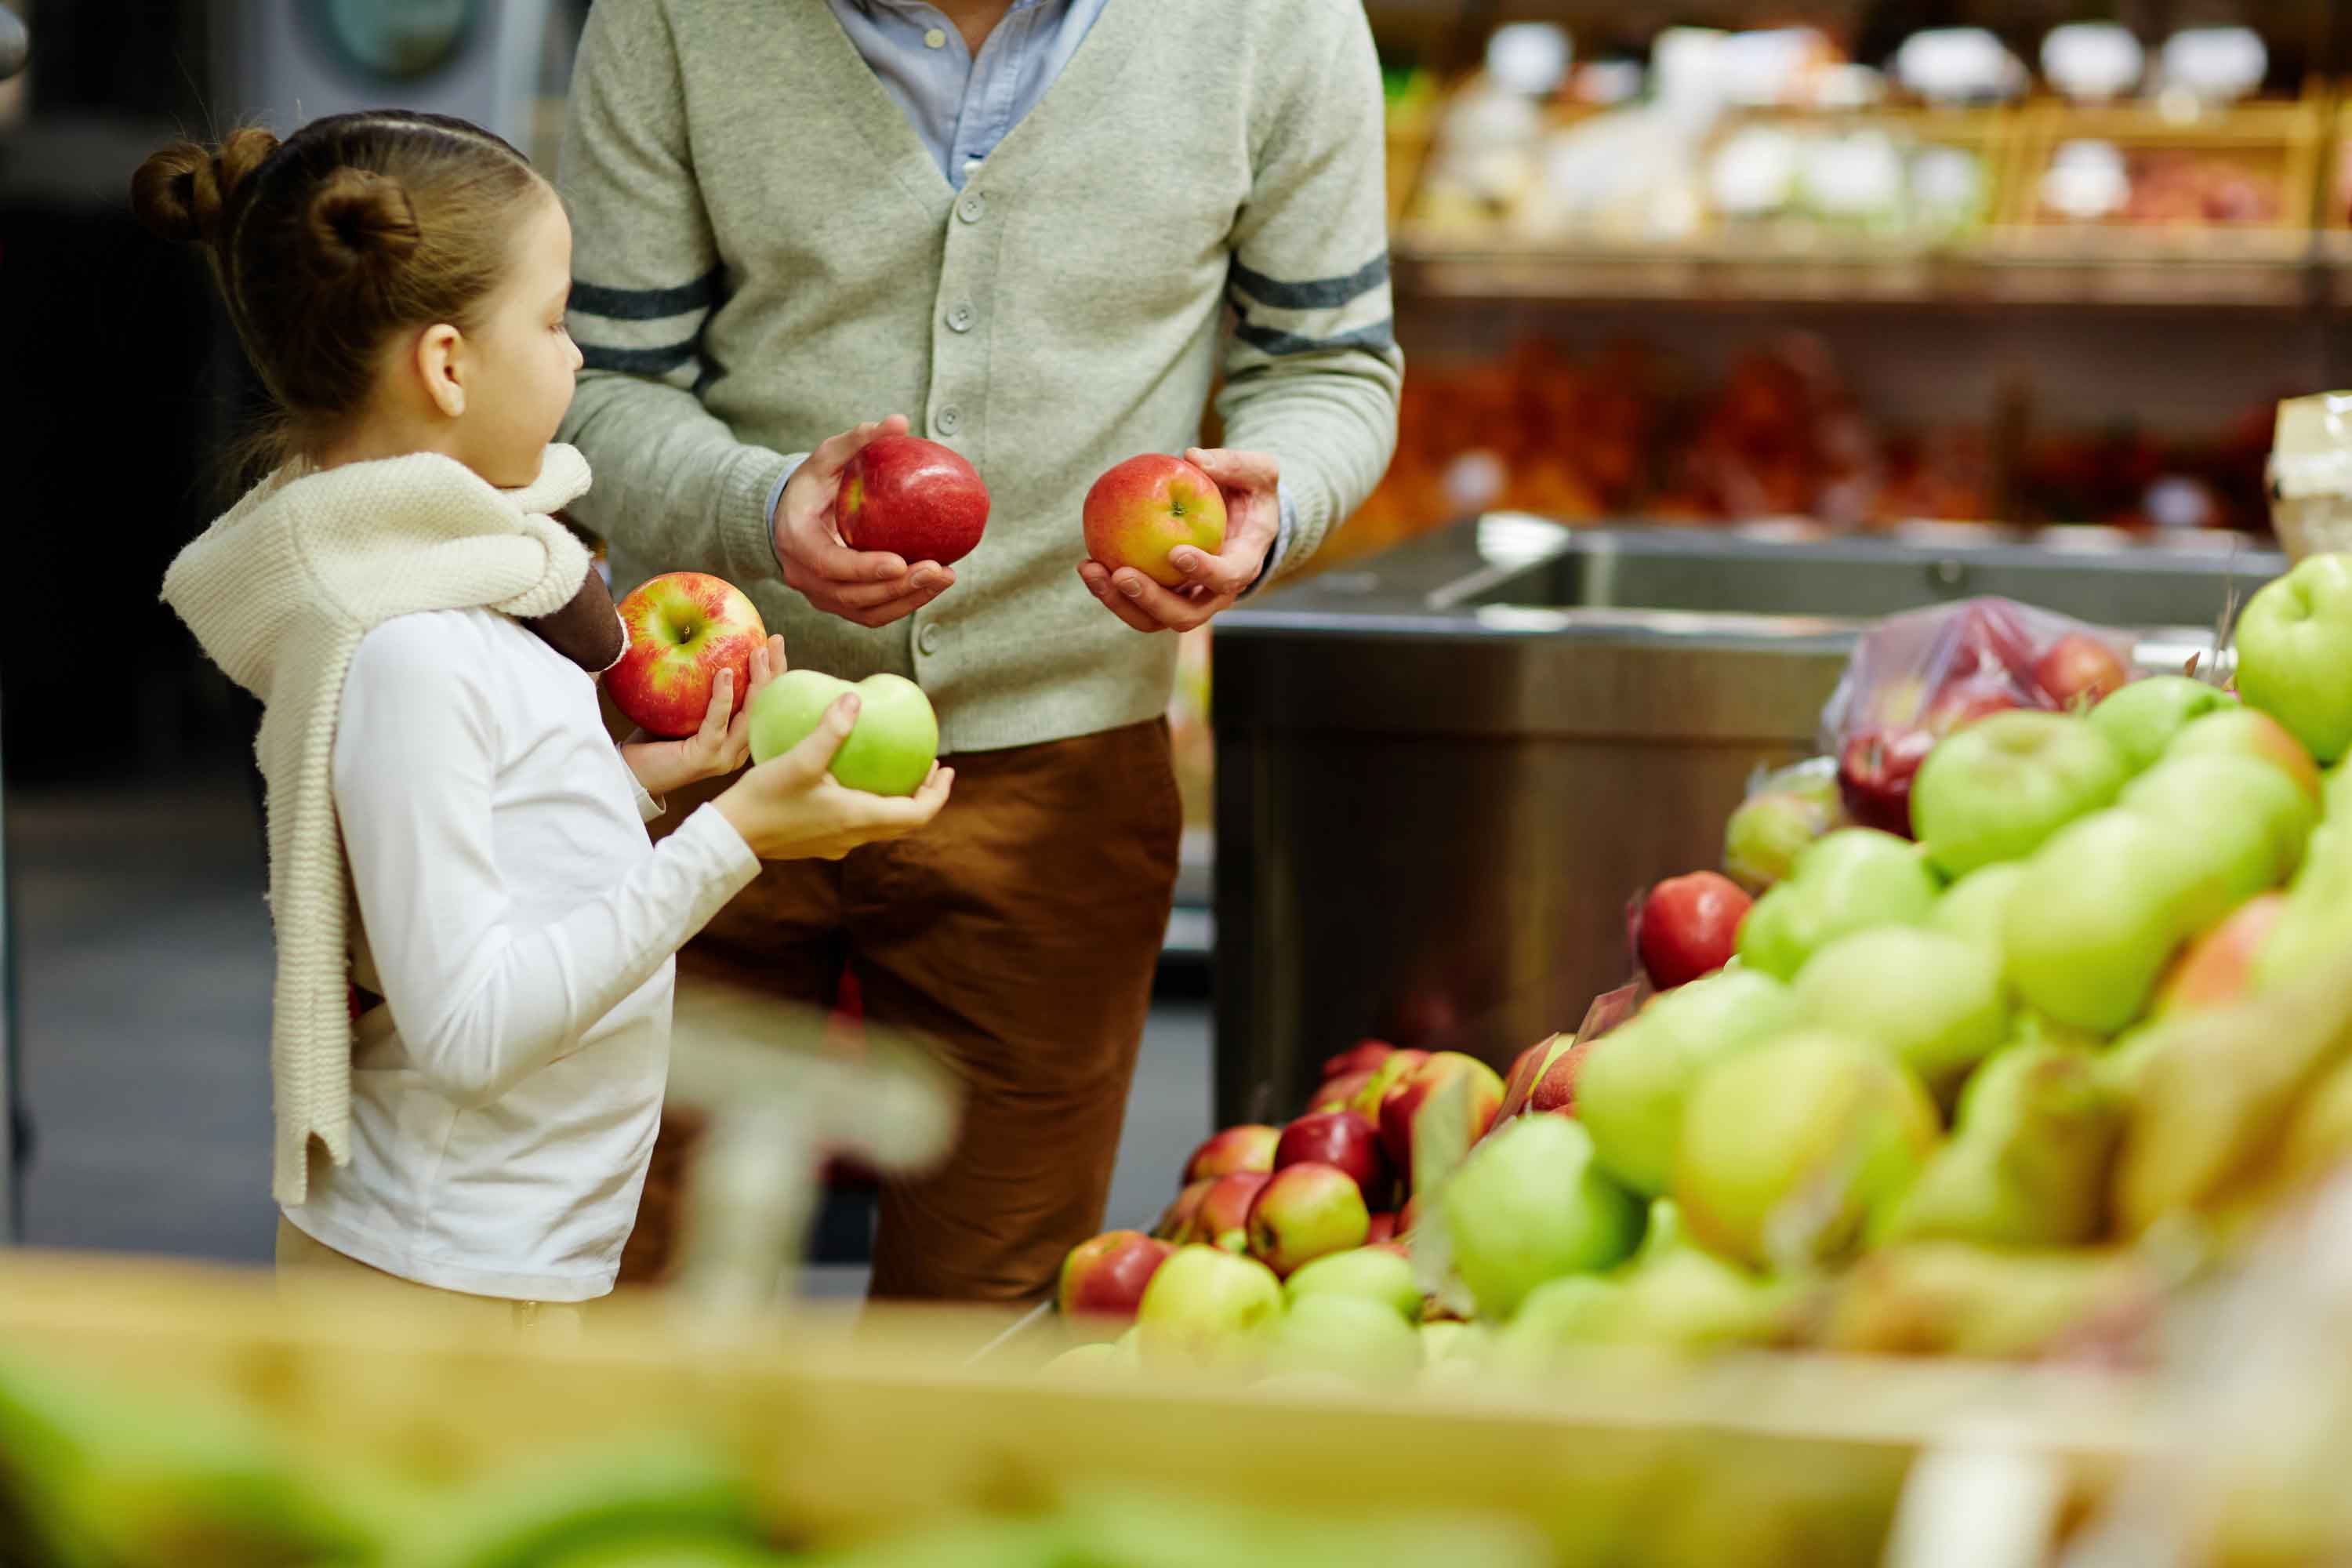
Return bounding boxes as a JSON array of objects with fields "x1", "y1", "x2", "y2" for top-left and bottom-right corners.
[
  {"x1": 1526, "y1": 1036, "x2": 1595, "y2": 1116},
  {"x1": 1922, "y1": 679, "x2": 2027, "y2": 736},
  {"x1": 1082, "y1": 454, "x2": 1228, "y2": 588},
  {"x1": 1345, "y1": 1049, "x2": 1429, "y2": 1121},
  {"x1": 1637, "y1": 872, "x2": 1754, "y2": 989},
  {"x1": 1245, "y1": 1163, "x2": 1370, "y2": 1277},
  {"x1": 1309, "y1": 1069, "x2": 1375, "y2": 1116},
  {"x1": 1190, "y1": 1172, "x2": 1271, "y2": 1250},
  {"x1": 606, "y1": 572, "x2": 768, "y2": 739},
  {"x1": 1838, "y1": 727, "x2": 1936, "y2": 837},
  {"x1": 1369, "y1": 1240, "x2": 1410, "y2": 1260},
  {"x1": 1365, "y1": 1213, "x2": 1398, "y2": 1245},
  {"x1": 1057, "y1": 1230, "x2": 1173, "y2": 1327},
  {"x1": 1397, "y1": 1194, "x2": 1423, "y2": 1238},
  {"x1": 1497, "y1": 1036, "x2": 1557, "y2": 1123},
  {"x1": 1378, "y1": 1051, "x2": 1506, "y2": 1181},
  {"x1": 1943, "y1": 601, "x2": 2038, "y2": 685},
  {"x1": 2155, "y1": 892, "x2": 2287, "y2": 1017},
  {"x1": 1182, "y1": 1124, "x2": 1279, "y2": 1185},
  {"x1": 2034, "y1": 633, "x2": 2132, "y2": 710},
  {"x1": 1322, "y1": 1040, "x2": 1397, "y2": 1080},
  {"x1": 1272, "y1": 1110, "x2": 1393, "y2": 1207},
  {"x1": 834, "y1": 434, "x2": 990, "y2": 567},
  {"x1": 1155, "y1": 1178, "x2": 1214, "y2": 1242}
]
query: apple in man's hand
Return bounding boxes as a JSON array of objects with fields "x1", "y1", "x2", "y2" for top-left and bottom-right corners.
[
  {"x1": 834, "y1": 434, "x2": 991, "y2": 567},
  {"x1": 608, "y1": 572, "x2": 768, "y2": 738},
  {"x1": 746, "y1": 670, "x2": 938, "y2": 796},
  {"x1": 1082, "y1": 454, "x2": 1229, "y2": 588}
]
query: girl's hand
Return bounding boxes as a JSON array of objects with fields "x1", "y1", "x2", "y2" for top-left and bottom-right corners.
[
  {"x1": 713, "y1": 694, "x2": 954, "y2": 861},
  {"x1": 619, "y1": 634, "x2": 786, "y2": 798}
]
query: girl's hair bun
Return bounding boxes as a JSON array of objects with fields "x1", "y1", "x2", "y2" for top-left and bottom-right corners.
[
  {"x1": 303, "y1": 167, "x2": 421, "y2": 281},
  {"x1": 129, "y1": 126, "x2": 281, "y2": 249}
]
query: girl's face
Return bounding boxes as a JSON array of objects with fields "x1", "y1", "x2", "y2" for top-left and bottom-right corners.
[{"x1": 452, "y1": 188, "x2": 583, "y2": 488}]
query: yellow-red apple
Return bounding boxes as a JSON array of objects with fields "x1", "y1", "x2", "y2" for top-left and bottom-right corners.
[
  {"x1": 1378, "y1": 1051, "x2": 1506, "y2": 1181},
  {"x1": 1081, "y1": 454, "x2": 1227, "y2": 588},
  {"x1": 1182, "y1": 1124, "x2": 1279, "y2": 1184},
  {"x1": 607, "y1": 571, "x2": 767, "y2": 738},
  {"x1": 1057, "y1": 1230, "x2": 1173, "y2": 1331}
]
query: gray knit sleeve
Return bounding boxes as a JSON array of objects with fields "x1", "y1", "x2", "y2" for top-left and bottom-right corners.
[
  {"x1": 554, "y1": 0, "x2": 795, "y2": 589},
  {"x1": 1213, "y1": 2, "x2": 1405, "y2": 581}
]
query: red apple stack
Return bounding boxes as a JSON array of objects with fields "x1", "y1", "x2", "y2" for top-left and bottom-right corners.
[
  {"x1": 1190, "y1": 1172, "x2": 1270, "y2": 1251},
  {"x1": 1245, "y1": 1163, "x2": 1370, "y2": 1277},
  {"x1": 1183, "y1": 1125, "x2": 1279, "y2": 1184},
  {"x1": 1082, "y1": 454, "x2": 1228, "y2": 588},
  {"x1": 1636, "y1": 872, "x2": 1754, "y2": 989},
  {"x1": 1272, "y1": 1109, "x2": 1394, "y2": 1208},
  {"x1": 1496, "y1": 1033, "x2": 1589, "y2": 1123},
  {"x1": 835, "y1": 434, "x2": 991, "y2": 566},
  {"x1": 607, "y1": 572, "x2": 768, "y2": 738},
  {"x1": 1057, "y1": 1229, "x2": 1173, "y2": 1332},
  {"x1": 1378, "y1": 1051, "x2": 1505, "y2": 1184}
]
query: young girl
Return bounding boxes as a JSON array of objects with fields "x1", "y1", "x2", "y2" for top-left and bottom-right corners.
[{"x1": 134, "y1": 111, "x2": 951, "y2": 1326}]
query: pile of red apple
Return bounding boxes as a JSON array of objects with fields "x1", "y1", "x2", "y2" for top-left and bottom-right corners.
[{"x1": 1046, "y1": 557, "x2": 2352, "y2": 1384}]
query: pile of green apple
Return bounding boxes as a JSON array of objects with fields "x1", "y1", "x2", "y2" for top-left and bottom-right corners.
[{"x1": 1051, "y1": 556, "x2": 2352, "y2": 1381}]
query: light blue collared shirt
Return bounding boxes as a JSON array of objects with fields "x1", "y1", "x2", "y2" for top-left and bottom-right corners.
[{"x1": 771, "y1": 0, "x2": 1292, "y2": 586}]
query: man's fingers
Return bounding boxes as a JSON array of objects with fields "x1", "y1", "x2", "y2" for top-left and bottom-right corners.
[
  {"x1": 789, "y1": 528, "x2": 909, "y2": 586},
  {"x1": 1110, "y1": 568, "x2": 1219, "y2": 633},
  {"x1": 1078, "y1": 562, "x2": 1162, "y2": 633},
  {"x1": 1185, "y1": 445, "x2": 1280, "y2": 491},
  {"x1": 835, "y1": 579, "x2": 949, "y2": 628},
  {"x1": 823, "y1": 564, "x2": 954, "y2": 611},
  {"x1": 1165, "y1": 543, "x2": 1253, "y2": 596},
  {"x1": 805, "y1": 414, "x2": 913, "y2": 479}
]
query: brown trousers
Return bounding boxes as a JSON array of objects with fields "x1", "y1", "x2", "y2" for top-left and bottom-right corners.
[{"x1": 621, "y1": 718, "x2": 1182, "y2": 1302}]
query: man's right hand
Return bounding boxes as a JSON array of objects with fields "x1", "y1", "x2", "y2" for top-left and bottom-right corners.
[{"x1": 773, "y1": 415, "x2": 956, "y2": 627}]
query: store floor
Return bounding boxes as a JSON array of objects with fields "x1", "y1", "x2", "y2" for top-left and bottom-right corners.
[{"x1": 7, "y1": 768, "x2": 1214, "y2": 1291}]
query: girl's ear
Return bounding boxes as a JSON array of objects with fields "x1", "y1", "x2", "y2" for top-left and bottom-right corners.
[{"x1": 413, "y1": 322, "x2": 467, "y2": 419}]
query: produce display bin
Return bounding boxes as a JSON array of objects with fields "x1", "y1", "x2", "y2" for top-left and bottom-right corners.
[{"x1": 1210, "y1": 517, "x2": 2281, "y2": 1127}]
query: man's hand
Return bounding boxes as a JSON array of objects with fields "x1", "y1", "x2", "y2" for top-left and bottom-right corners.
[
  {"x1": 1077, "y1": 448, "x2": 1279, "y2": 634},
  {"x1": 774, "y1": 415, "x2": 956, "y2": 628}
]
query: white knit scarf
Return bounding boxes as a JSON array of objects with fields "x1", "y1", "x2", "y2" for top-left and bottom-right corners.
[{"x1": 162, "y1": 445, "x2": 596, "y2": 1204}]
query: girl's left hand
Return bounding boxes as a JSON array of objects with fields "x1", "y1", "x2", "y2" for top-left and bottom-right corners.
[{"x1": 619, "y1": 633, "x2": 786, "y2": 797}]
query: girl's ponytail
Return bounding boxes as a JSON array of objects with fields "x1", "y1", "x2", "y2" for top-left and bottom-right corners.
[
  {"x1": 302, "y1": 167, "x2": 421, "y2": 290},
  {"x1": 131, "y1": 126, "x2": 280, "y2": 252}
]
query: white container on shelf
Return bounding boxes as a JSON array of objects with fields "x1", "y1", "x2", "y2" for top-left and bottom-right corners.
[
  {"x1": 2042, "y1": 23, "x2": 2145, "y2": 105},
  {"x1": 2269, "y1": 392, "x2": 2352, "y2": 563}
]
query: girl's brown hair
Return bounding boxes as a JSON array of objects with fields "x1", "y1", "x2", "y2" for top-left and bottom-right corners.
[{"x1": 131, "y1": 111, "x2": 546, "y2": 465}]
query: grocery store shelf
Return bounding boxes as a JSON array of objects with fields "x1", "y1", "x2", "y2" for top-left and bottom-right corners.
[{"x1": 1392, "y1": 243, "x2": 2327, "y2": 309}]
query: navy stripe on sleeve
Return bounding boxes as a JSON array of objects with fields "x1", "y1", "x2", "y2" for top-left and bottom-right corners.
[
  {"x1": 569, "y1": 266, "x2": 724, "y2": 321},
  {"x1": 1233, "y1": 318, "x2": 1397, "y2": 358},
  {"x1": 1229, "y1": 252, "x2": 1389, "y2": 311},
  {"x1": 577, "y1": 338, "x2": 701, "y2": 375}
]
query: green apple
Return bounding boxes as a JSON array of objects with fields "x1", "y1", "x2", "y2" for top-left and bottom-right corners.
[
  {"x1": 2166, "y1": 707, "x2": 2323, "y2": 804},
  {"x1": 2120, "y1": 753, "x2": 2314, "y2": 899},
  {"x1": 1876, "y1": 1042, "x2": 2122, "y2": 1248},
  {"x1": 1735, "y1": 829, "x2": 1940, "y2": 982},
  {"x1": 2327, "y1": 761, "x2": 2352, "y2": 821},
  {"x1": 1441, "y1": 1114, "x2": 1642, "y2": 1320},
  {"x1": 2003, "y1": 809, "x2": 2237, "y2": 1035},
  {"x1": 1040, "y1": 1342, "x2": 1126, "y2": 1381},
  {"x1": 2086, "y1": 674, "x2": 2236, "y2": 775},
  {"x1": 1911, "y1": 712, "x2": 2126, "y2": 880},
  {"x1": 1932, "y1": 864, "x2": 2027, "y2": 951},
  {"x1": 1722, "y1": 789, "x2": 1835, "y2": 893},
  {"x1": 1791, "y1": 927, "x2": 2009, "y2": 1094},
  {"x1": 1134, "y1": 1245, "x2": 1283, "y2": 1370},
  {"x1": 1672, "y1": 1030, "x2": 1940, "y2": 1270},
  {"x1": 1574, "y1": 968, "x2": 1802, "y2": 1196},
  {"x1": 2251, "y1": 819, "x2": 2352, "y2": 991},
  {"x1": 1417, "y1": 1319, "x2": 1487, "y2": 1370},
  {"x1": 2235, "y1": 554, "x2": 2352, "y2": 764},
  {"x1": 745, "y1": 670, "x2": 938, "y2": 797},
  {"x1": 1264, "y1": 1294, "x2": 1421, "y2": 1387},
  {"x1": 1281, "y1": 1247, "x2": 1420, "y2": 1321},
  {"x1": 1486, "y1": 1276, "x2": 1623, "y2": 1374}
]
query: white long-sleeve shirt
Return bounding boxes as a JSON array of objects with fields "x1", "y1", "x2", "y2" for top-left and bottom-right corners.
[{"x1": 283, "y1": 607, "x2": 758, "y2": 1301}]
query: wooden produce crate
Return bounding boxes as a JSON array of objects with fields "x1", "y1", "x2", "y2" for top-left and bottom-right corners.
[
  {"x1": 0, "y1": 1249, "x2": 2161, "y2": 1567},
  {"x1": 1989, "y1": 95, "x2": 2325, "y2": 266}
]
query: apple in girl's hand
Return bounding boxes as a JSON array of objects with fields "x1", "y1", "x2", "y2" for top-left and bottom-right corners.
[
  {"x1": 1183, "y1": 1124, "x2": 1279, "y2": 1184},
  {"x1": 1345, "y1": 1049, "x2": 1428, "y2": 1120},
  {"x1": 1154, "y1": 1178, "x2": 1214, "y2": 1241},
  {"x1": 2165, "y1": 707, "x2": 2323, "y2": 804},
  {"x1": 2087, "y1": 674, "x2": 2236, "y2": 774},
  {"x1": 1057, "y1": 1230, "x2": 1173, "y2": 1332},
  {"x1": 1083, "y1": 454, "x2": 1228, "y2": 588},
  {"x1": 746, "y1": 670, "x2": 938, "y2": 796},
  {"x1": 1135, "y1": 1245, "x2": 1283, "y2": 1370},
  {"x1": 1322, "y1": 1040, "x2": 1396, "y2": 1080},
  {"x1": 1638, "y1": 872, "x2": 1753, "y2": 989},
  {"x1": 1910, "y1": 712, "x2": 2126, "y2": 880},
  {"x1": 2234, "y1": 554, "x2": 2352, "y2": 764},
  {"x1": 1189, "y1": 1172, "x2": 1270, "y2": 1251},
  {"x1": 1272, "y1": 1111, "x2": 1392, "y2": 1207},
  {"x1": 1377, "y1": 1052, "x2": 1504, "y2": 1181},
  {"x1": 835, "y1": 434, "x2": 990, "y2": 567},
  {"x1": 2032, "y1": 633, "x2": 2132, "y2": 709},
  {"x1": 608, "y1": 571, "x2": 768, "y2": 738},
  {"x1": 1246, "y1": 1162, "x2": 1370, "y2": 1276}
]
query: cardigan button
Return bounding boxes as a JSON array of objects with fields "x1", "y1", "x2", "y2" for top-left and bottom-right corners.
[
  {"x1": 918, "y1": 624, "x2": 943, "y2": 656},
  {"x1": 947, "y1": 301, "x2": 975, "y2": 333},
  {"x1": 935, "y1": 405, "x2": 962, "y2": 435},
  {"x1": 957, "y1": 191, "x2": 986, "y2": 223}
]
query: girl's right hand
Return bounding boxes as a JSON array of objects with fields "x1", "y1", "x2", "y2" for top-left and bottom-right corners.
[{"x1": 711, "y1": 694, "x2": 953, "y2": 861}]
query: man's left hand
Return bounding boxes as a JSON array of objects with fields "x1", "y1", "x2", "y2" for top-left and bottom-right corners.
[{"x1": 1078, "y1": 448, "x2": 1279, "y2": 634}]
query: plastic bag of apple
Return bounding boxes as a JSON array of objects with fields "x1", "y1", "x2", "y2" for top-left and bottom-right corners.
[
  {"x1": 1050, "y1": 557, "x2": 2352, "y2": 1388},
  {"x1": 1722, "y1": 598, "x2": 2141, "y2": 891}
]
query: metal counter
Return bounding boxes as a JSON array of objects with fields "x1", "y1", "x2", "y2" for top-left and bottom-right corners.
[{"x1": 1209, "y1": 517, "x2": 2285, "y2": 1127}]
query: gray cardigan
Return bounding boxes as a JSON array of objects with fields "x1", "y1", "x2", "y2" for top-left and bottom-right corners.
[{"x1": 557, "y1": 0, "x2": 1403, "y2": 753}]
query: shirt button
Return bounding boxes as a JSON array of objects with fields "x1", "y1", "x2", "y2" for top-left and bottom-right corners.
[
  {"x1": 935, "y1": 405, "x2": 961, "y2": 435},
  {"x1": 923, "y1": 27, "x2": 947, "y2": 48},
  {"x1": 957, "y1": 191, "x2": 986, "y2": 223},
  {"x1": 918, "y1": 624, "x2": 943, "y2": 655},
  {"x1": 946, "y1": 301, "x2": 975, "y2": 333}
]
